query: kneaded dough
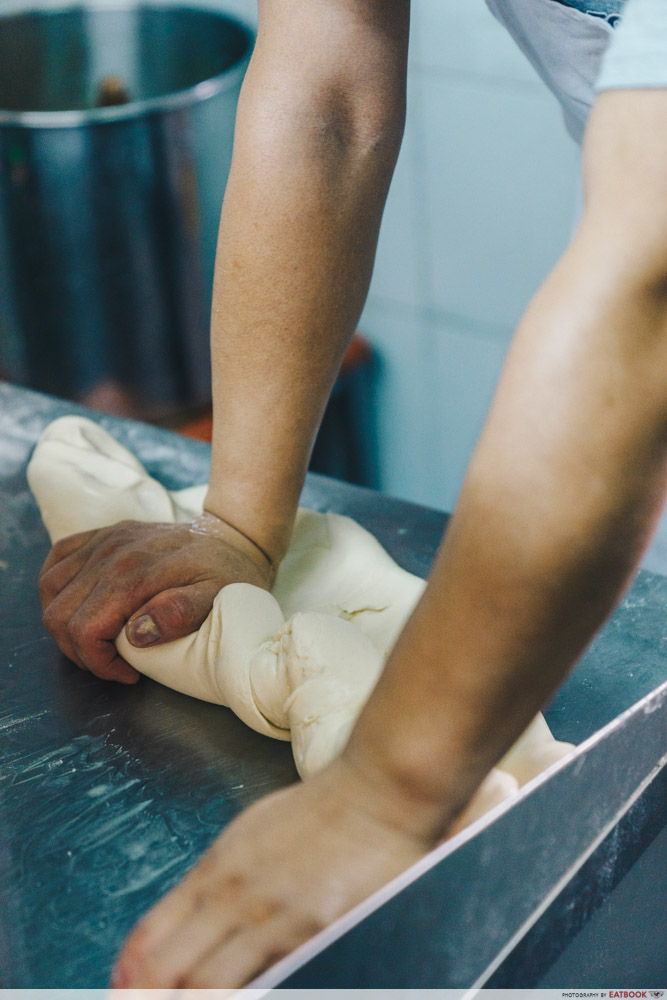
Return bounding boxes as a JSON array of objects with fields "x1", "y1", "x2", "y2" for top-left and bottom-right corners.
[{"x1": 28, "y1": 416, "x2": 575, "y2": 818}]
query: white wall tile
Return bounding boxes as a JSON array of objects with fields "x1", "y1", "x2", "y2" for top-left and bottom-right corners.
[
  {"x1": 431, "y1": 316, "x2": 511, "y2": 511},
  {"x1": 420, "y1": 74, "x2": 579, "y2": 330},
  {"x1": 412, "y1": 0, "x2": 541, "y2": 87},
  {"x1": 360, "y1": 299, "x2": 511, "y2": 513},
  {"x1": 641, "y1": 507, "x2": 667, "y2": 576},
  {"x1": 408, "y1": 0, "x2": 423, "y2": 71},
  {"x1": 360, "y1": 298, "x2": 444, "y2": 509},
  {"x1": 368, "y1": 81, "x2": 428, "y2": 310},
  {"x1": 219, "y1": 0, "x2": 257, "y2": 26}
]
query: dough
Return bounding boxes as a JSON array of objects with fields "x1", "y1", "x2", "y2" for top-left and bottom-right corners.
[
  {"x1": 449, "y1": 769, "x2": 520, "y2": 836},
  {"x1": 27, "y1": 416, "x2": 421, "y2": 775},
  {"x1": 28, "y1": 416, "x2": 575, "y2": 819}
]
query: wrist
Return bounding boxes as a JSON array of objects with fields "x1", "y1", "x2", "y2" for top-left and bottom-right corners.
[
  {"x1": 204, "y1": 475, "x2": 301, "y2": 567},
  {"x1": 338, "y1": 740, "x2": 471, "y2": 845},
  {"x1": 342, "y1": 651, "x2": 508, "y2": 842},
  {"x1": 203, "y1": 487, "x2": 295, "y2": 563},
  {"x1": 191, "y1": 510, "x2": 276, "y2": 587}
]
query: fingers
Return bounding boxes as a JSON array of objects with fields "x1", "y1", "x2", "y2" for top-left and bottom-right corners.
[
  {"x1": 88, "y1": 652, "x2": 140, "y2": 685},
  {"x1": 39, "y1": 521, "x2": 133, "y2": 615},
  {"x1": 125, "y1": 579, "x2": 223, "y2": 647},
  {"x1": 115, "y1": 880, "x2": 239, "y2": 987},
  {"x1": 110, "y1": 759, "x2": 433, "y2": 990},
  {"x1": 43, "y1": 584, "x2": 141, "y2": 682},
  {"x1": 179, "y1": 919, "x2": 298, "y2": 989},
  {"x1": 39, "y1": 524, "x2": 180, "y2": 676},
  {"x1": 39, "y1": 528, "x2": 99, "y2": 577},
  {"x1": 113, "y1": 880, "x2": 301, "y2": 989},
  {"x1": 39, "y1": 531, "x2": 102, "y2": 604},
  {"x1": 37, "y1": 519, "x2": 262, "y2": 683}
]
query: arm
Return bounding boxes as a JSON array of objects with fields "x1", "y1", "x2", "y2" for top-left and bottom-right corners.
[
  {"x1": 39, "y1": 0, "x2": 409, "y2": 677},
  {"x1": 347, "y1": 88, "x2": 667, "y2": 824},
  {"x1": 113, "y1": 88, "x2": 667, "y2": 987},
  {"x1": 204, "y1": 0, "x2": 409, "y2": 563}
]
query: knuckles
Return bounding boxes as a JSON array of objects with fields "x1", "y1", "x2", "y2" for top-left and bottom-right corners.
[
  {"x1": 48, "y1": 533, "x2": 87, "y2": 562},
  {"x1": 91, "y1": 521, "x2": 153, "y2": 563},
  {"x1": 38, "y1": 567, "x2": 58, "y2": 605},
  {"x1": 67, "y1": 613, "x2": 99, "y2": 652},
  {"x1": 42, "y1": 602, "x2": 64, "y2": 638},
  {"x1": 108, "y1": 549, "x2": 145, "y2": 577}
]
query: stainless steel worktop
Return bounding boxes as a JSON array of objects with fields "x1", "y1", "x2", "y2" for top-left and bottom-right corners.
[{"x1": 0, "y1": 381, "x2": 665, "y2": 988}]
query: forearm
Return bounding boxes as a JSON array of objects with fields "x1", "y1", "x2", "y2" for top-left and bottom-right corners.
[
  {"x1": 204, "y1": 1, "x2": 408, "y2": 562},
  {"x1": 349, "y1": 247, "x2": 666, "y2": 831},
  {"x1": 346, "y1": 92, "x2": 667, "y2": 837}
]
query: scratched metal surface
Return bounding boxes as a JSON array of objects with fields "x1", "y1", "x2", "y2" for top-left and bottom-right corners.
[
  {"x1": 0, "y1": 382, "x2": 447, "y2": 987},
  {"x1": 0, "y1": 381, "x2": 665, "y2": 987}
]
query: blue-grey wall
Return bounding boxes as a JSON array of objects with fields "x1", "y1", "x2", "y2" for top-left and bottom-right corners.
[{"x1": 364, "y1": 0, "x2": 580, "y2": 512}]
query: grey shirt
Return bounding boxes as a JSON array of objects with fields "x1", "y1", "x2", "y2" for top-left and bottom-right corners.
[{"x1": 597, "y1": 0, "x2": 667, "y2": 91}]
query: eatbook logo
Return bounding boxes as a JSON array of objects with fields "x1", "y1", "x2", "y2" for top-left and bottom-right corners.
[{"x1": 608, "y1": 993, "x2": 662, "y2": 999}]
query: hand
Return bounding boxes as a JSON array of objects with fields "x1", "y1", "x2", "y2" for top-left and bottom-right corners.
[
  {"x1": 39, "y1": 514, "x2": 275, "y2": 684},
  {"x1": 111, "y1": 757, "x2": 441, "y2": 989}
]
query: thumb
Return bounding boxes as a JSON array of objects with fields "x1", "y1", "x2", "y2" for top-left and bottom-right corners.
[{"x1": 125, "y1": 580, "x2": 223, "y2": 646}]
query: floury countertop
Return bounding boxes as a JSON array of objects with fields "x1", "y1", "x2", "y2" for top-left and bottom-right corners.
[{"x1": 0, "y1": 381, "x2": 665, "y2": 988}]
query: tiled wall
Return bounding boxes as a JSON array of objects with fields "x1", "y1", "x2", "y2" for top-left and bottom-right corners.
[{"x1": 363, "y1": 0, "x2": 581, "y2": 512}]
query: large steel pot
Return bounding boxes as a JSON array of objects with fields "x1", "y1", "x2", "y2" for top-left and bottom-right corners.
[{"x1": 0, "y1": 3, "x2": 252, "y2": 416}]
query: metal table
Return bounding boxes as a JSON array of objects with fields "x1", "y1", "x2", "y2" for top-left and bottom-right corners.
[{"x1": 0, "y1": 381, "x2": 665, "y2": 988}]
